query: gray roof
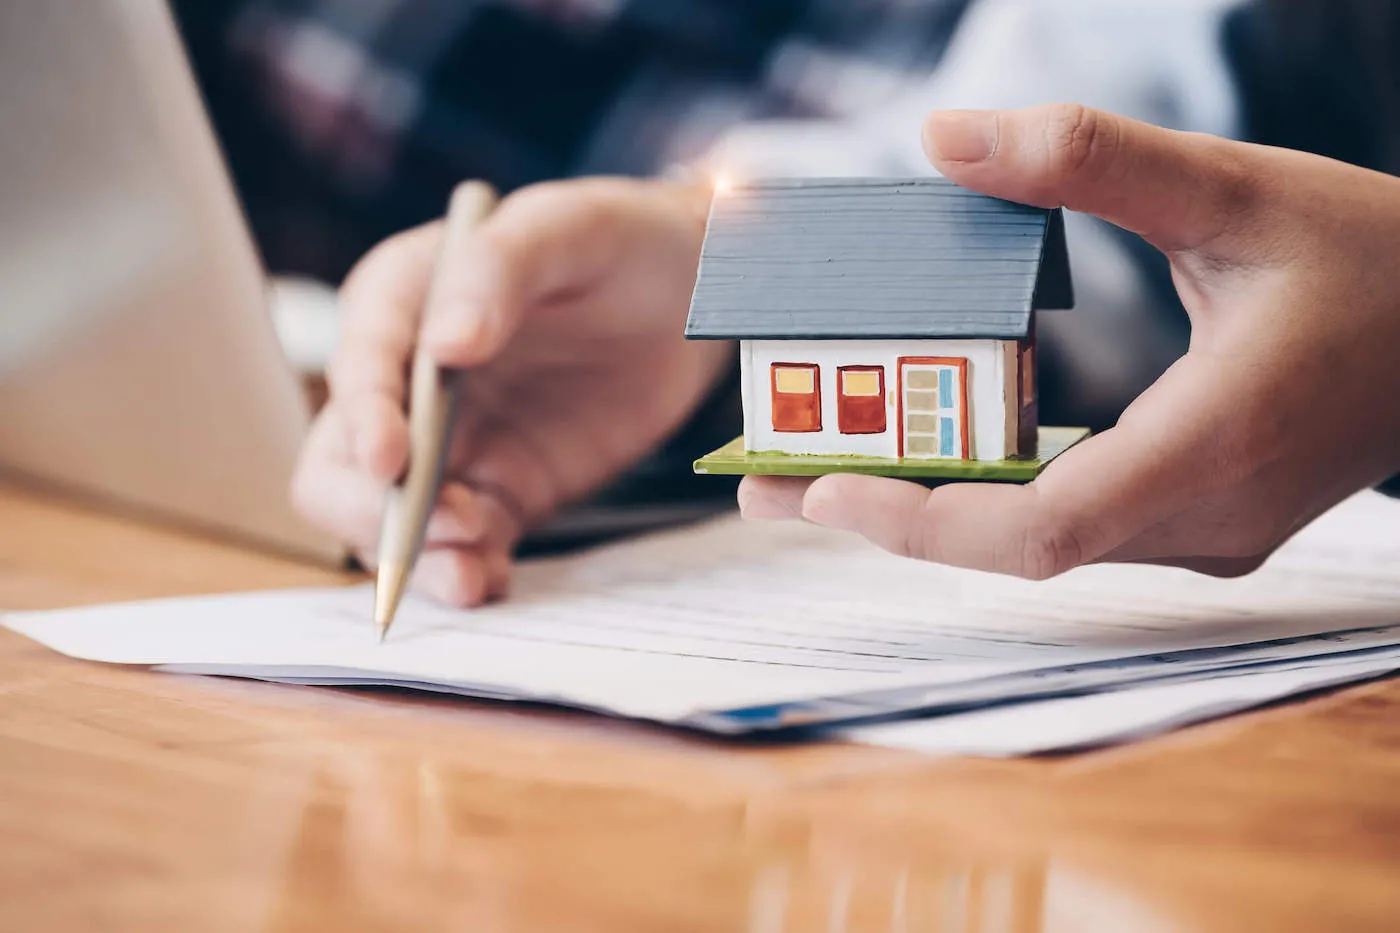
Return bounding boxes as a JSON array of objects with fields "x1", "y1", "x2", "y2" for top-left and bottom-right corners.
[{"x1": 684, "y1": 177, "x2": 1072, "y2": 340}]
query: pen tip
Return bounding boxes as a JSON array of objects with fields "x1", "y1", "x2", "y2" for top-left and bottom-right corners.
[{"x1": 373, "y1": 565, "x2": 408, "y2": 643}]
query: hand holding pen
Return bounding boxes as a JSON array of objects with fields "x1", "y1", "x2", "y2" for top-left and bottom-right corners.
[{"x1": 290, "y1": 176, "x2": 729, "y2": 626}]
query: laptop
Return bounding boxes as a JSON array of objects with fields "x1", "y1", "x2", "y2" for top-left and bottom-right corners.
[{"x1": 0, "y1": 0, "x2": 341, "y2": 563}]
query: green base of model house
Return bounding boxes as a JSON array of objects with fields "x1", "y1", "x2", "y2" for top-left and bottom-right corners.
[{"x1": 694, "y1": 426, "x2": 1091, "y2": 481}]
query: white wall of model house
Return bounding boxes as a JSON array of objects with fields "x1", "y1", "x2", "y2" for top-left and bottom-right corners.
[{"x1": 741, "y1": 338, "x2": 1018, "y2": 461}]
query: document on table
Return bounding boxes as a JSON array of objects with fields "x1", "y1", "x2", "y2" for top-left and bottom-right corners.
[
  {"x1": 842, "y1": 650, "x2": 1400, "y2": 755},
  {"x1": 6, "y1": 494, "x2": 1400, "y2": 739}
]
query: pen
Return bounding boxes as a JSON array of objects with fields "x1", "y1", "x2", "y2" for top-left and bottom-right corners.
[{"x1": 373, "y1": 180, "x2": 499, "y2": 641}]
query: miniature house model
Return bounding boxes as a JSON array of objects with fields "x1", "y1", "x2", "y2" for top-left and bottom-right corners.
[{"x1": 685, "y1": 178, "x2": 1086, "y2": 481}]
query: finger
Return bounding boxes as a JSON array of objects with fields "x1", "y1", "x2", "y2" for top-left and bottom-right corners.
[
  {"x1": 441, "y1": 417, "x2": 567, "y2": 539},
  {"x1": 484, "y1": 547, "x2": 513, "y2": 602},
  {"x1": 343, "y1": 393, "x2": 412, "y2": 481},
  {"x1": 422, "y1": 481, "x2": 493, "y2": 547},
  {"x1": 422, "y1": 479, "x2": 531, "y2": 551},
  {"x1": 410, "y1": 545, "x2": 514, "y2": 608},
  {"x1": 795, "y1": 443, "x2": 1158, "y2": 580},
  {"x1": 799, "y1": 364, "x2": 1235, "y2": 577},
  {"x1": 291, "y1": 413, "x2": 387, "y2": 555},
  {"x1": 411, "y1": 548, "x2": 491, "y2": 608},
  {"x1": 294, "y1": 408, "x2": 500, "y2": 556},
  {"x1": 921, "y1": 104, "x2": 1260, "y2": 253},
  {"x1": 420, "y1": 179, "x2": 649, "y2": 367},
  {"x1": 328, "y1": 223, "x2": 441, "y2": 477},
  {"x1": 797, "y1": 474, "x2": 1059, "y2": 575},
  {"x1": 738, "y1": 475, "x2": 813, "y2": 520}
]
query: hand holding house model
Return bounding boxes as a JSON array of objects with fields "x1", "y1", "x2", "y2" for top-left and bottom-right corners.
[{"x1": 685, "y1": 178, "x2": 1089, "y2": 481}]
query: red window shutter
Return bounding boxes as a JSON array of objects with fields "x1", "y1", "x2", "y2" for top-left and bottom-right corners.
[
  {"x1": 837, "y1": 366, "x2": 886, "y2": 434},
  {"x1": 770, "y1": 364, "x2": 821, "y2": 432}
]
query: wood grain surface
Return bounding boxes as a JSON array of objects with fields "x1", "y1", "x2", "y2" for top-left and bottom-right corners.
[{"x1": 2, "y1": 480, "x2": 1399, "y2": 932}]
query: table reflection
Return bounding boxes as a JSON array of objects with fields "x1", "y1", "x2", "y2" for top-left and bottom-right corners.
[{"x1": 252, "y1": 747, "x2": 1183, "y2": 933}]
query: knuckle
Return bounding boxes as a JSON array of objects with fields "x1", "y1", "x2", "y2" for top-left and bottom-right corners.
[
  {"x1": 901, "y1": 519, "x2": 933, "y2": 563},
  {"x1": 1013, "y1": 520, "x2": 1085, "y2": 581},
  {"x1": 1042, "y1": 103, "x2": 1117, "y2": 186},
  {"x1": 899, "y1": 491, "x2": 944, "y2": 563}
]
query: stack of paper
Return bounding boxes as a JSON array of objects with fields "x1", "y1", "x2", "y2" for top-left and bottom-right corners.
[{"x1": 6, "y1": 493, "x2": 1400, "y2": 754}]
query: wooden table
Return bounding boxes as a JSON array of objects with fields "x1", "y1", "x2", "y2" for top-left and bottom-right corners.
[{"x1": 3, "y1": 481, "x2": 1399, "y2": 933}]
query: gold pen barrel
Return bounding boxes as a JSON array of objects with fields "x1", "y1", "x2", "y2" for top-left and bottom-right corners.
[
  {"x1": 373, "y1": 181, "x2": 499, "y2": 639},
  {"x1": 373, "y1": 347, "x2": 458, "y2": 637}
]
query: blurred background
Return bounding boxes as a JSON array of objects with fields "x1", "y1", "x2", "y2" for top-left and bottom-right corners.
[{"x1": 171, "y1": 0, "x2": 1400, "y2": 432}]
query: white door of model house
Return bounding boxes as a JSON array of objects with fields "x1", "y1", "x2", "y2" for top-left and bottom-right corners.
[{"x1": 898, "y1": 357, "x2": 968, "y2": 459}]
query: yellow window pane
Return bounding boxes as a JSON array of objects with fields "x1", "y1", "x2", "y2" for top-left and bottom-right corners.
[
  {"x1": 906, "y1": 435, "x2": 940, "y2": 455},
  {"x1": 906, "y1": 370, "x2": 939, "y2": 390},
  {"x1": 841, "y1": 370, "x2": 881, "y2": 397},
  {"x1": 773, "y1": 366, "x2": 815, "y2": 394}
]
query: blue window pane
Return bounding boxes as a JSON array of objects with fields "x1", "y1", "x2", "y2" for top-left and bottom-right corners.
[
  {"x1": 940, "y1": 418, "x2": 955, "y2": 457},
  {"x1": 939, "y1": 368, "x2": 953, "y2": 406}
]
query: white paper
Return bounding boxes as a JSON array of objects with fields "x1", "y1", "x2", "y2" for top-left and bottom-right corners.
[
  {"x1": 842, "y1": 649, "x2": 1400, "y2": 756},
  {"x1": 6, "y1": 493, "x2": 1400, "y2": 733}
]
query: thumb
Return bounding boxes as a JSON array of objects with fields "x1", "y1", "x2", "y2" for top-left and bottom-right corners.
[{"x1": 922, "y1": 104, "x2": 1258, "y2": 253}]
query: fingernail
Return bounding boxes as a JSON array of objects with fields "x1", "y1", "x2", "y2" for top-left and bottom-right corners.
[
  {"x1": 739, "y1": 493, "x2": 800, "y2": 521},
  {"x1": 923, "y1": 110, "x2": 1000, "y2": 164}
]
